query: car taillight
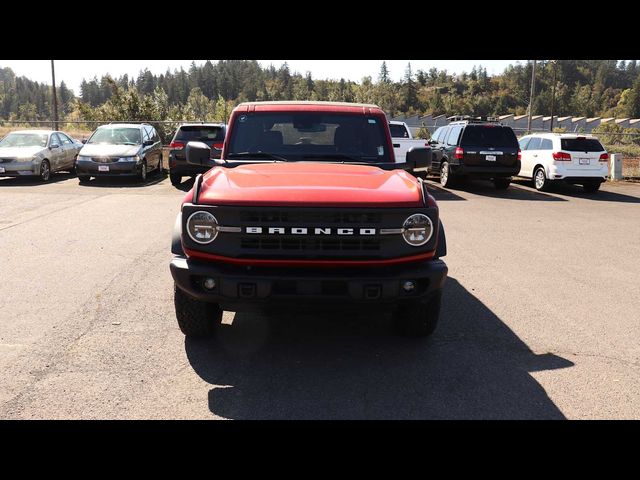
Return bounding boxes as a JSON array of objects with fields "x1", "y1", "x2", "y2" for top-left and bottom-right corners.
[
  {"x1": 552, "y1": 151, "x2": 571, "y2": 161},
  {"x1": 170, "y1": 141, "x2": 185, "y2": 150},
  {"x1": 517, "y1": 149, "x2": 522, "y2": 160},
  {"x1": 213, "y1": 142, "x2": 224, "y2": 150},
  {"x1": 454, "y1": 147, "x2": 464, "y2": 159},
  {"x1": 599, "y1": 153, "x2": 609, "y2": 162}
]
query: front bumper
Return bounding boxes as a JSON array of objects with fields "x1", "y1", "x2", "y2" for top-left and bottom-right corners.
[
  {"x1": 170, "y1": 256, "x2": 448, "y2": 311},
  {"x1": 452, "y1": 163, "x2": 520, "y2": 178},
  {"x1": 76, "y1": 160, "x2": 141, "y2": 176},
  {"x1": 0, "y1": 161, "x2": 38, "y2": 176}
]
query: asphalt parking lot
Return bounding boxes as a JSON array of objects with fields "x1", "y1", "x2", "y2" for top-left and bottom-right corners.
[{"x1": 0, "y1": 172, "x2": 639, "y2": 419}]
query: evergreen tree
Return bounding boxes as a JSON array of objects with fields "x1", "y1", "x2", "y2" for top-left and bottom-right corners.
[{"x1": 378, "y1": 61, "x2": 391, "y2": 84}]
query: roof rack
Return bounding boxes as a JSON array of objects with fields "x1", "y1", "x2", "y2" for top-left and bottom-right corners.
[{"x1": 447, "y1": 115, "x2": 501, "y2": 124}]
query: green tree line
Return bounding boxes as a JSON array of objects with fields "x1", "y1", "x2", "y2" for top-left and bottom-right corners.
[{"x1": 3, "y1": 60, "x2": 640, "y2": 127}]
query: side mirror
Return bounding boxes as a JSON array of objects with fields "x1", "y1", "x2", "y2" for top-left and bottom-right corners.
[
  {"x1": 406, "y1": 147, "x2": 432, "y2": 171},
  {"x1": 186, "y1": 141, "x2": 214, "y2": 167},
  {"x1": 428, "y1": 139, "x2": 436, "y2": 145},
  {"x1": 81, "y1": 139, "x2": 87, "y2": 144}
]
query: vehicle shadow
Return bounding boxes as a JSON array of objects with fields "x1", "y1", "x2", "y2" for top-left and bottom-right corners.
[
  {"x1": 424, "y1": 182, "x2": 467, "y2": 201},
  {"x1": 445, "y1": 178, "x2": 567, "y2": 201},
  {"x1": 172, "y1": 177, "x2": 196, "y2": 192},
  {"x1": 512, "y1": 180, "x2": 640, "y2": 204},
  {"x1": 185, "y1": 277, "x2": 573, "y2": 419},
  {"x1": 76, "y1": 172, "x2": 166, "y2": 188},
  {"x1": 0, "y1": 171, "x2": 76, "y2": 186}
]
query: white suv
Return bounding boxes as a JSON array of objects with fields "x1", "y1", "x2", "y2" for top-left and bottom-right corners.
[{"x1": 517, "y1": 133, "x2": 608, "y2": 192}]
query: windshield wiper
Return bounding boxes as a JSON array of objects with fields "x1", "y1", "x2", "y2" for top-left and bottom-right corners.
[
  {"x1": 226, "y1": 151, "x2": 290, "y2": 162},
  {"x1": 301, "y1": 153, "x2": 378, "y2": 162}
]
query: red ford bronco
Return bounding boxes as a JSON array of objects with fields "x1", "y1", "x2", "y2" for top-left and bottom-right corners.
[{"x1": 170, "y1": 101, "x2": 448, "y2": 337}]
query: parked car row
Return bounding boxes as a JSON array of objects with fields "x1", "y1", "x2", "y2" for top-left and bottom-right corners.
[{"x1": 402, "y1": 116, "x2": 609, "y2": 193}]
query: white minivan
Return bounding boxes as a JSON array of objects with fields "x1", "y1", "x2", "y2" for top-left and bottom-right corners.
[{"x1": 517, "y1": 133, "x2": 608, "y2": 192}]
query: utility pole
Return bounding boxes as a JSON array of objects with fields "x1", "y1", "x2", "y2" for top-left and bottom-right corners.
[
  {"x1": 51, "y1": 60, "x2": 59, "y2": 131},
  {"x1": 549, "y1": 60, "x2": 558, "y2": 132},
  {"x1": 527, "y1": 60, "x2": 537, "y2": 134}
]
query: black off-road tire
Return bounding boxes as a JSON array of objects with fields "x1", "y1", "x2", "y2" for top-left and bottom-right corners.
[
  {"x1": 493, "y1": 177, "x2": 511, "y2": 190},
  {"x1": 174, "y1": 284, "x2": 222, "y2": 338},
  {"x1": 394, "y1": 290, "x2": 442, "y2": 338}
]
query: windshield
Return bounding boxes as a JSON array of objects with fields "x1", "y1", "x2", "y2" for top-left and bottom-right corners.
[
  {"x1": 460, "y1": 125, "x2": 519, "y2": 148},
  {"x1": 0, "y1": 133, "x2": 48, "y2": 148},
  {"x1": 87, "y1": 127, "x2": 141, "y2": 145},
  {"x1": 561, "y1": 138, "x2": 605, "y2": 152},
  {"x1": 227, "y1": 112, "x2": 391, "y2": 163}
]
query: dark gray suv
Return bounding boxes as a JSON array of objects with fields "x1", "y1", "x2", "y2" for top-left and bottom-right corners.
[
  {"x1": 75, "y1": 123, "x2": 164, "y2": 183},
  {"x1": 168, "y1": 123, "x2": 226, "y2": 186}
]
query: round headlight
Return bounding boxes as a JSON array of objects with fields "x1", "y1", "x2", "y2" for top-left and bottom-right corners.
[
  {"x1": 187, "y1": 211, "x2": 219, "y2": 244},
  {"x1": 402, "y1": 214, "x2": 433, "y2": 247}
]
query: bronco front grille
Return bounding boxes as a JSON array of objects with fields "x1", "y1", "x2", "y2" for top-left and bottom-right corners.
[{"x1": 240, "y1": 237, "x2": 381, "y2": 251}]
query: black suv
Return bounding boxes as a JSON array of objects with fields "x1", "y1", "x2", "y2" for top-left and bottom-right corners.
[
  {"x1": 428, "y1": 117, "x2": 521, "y2": 189},
  {"x1": 168, "y1": 123, "x2": 226, "y2": 186}
]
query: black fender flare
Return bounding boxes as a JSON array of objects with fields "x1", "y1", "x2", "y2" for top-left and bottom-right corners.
[{"x1": 435, "y1": 219, "x2": 447, "y2": 258}]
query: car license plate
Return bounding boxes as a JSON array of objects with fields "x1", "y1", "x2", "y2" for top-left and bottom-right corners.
[
  {"x1": 0, "y1": 166, "x2": 5, "y2": 173},
  {"x1": 98, "y1": 165, "x2": 109, "y2": 172},
  {"x1": 579, "y1": 158, "x2": 590, "y2": 165},
  {"x1": 486, "y1": 155, "x2": 496, "y2": 161}
]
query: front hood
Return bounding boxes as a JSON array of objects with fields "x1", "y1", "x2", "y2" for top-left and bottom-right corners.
[
  {"x1": 79, "y1": 144, "x2": 140, "y2": 157},
  {"x1": 194, "y1": 162, "x2": 423, "y2": 207},
  {"x1": 0, "y1": 146, "x2": 44, "y2": 158}
]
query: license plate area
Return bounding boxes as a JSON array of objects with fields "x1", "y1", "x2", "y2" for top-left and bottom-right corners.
[
  {"x1": 579, "y1": 158, "x2": 590, "y2": 165},
  {"x1": 485, "y1": 155, "x2": 496, "y2": 162},
  {"x1": 0, "y1": 167, "x2": 5, "y2": 173},
  {"x1": 98, "y1": 165, "x2": 109, "y2": 172}
]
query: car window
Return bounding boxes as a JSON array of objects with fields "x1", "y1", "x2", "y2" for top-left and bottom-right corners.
[
  {"x1": 445, "y1": 126, "x2": 463, "y2": 146},
  {"x1": 519, "y1": 137, "x2": 531, "y2": 150},
  {"x1": 50, "y1": 133, "x2": 61, "y2": 146},
  {"x1": 57, "y1": 132, "x2": 73, "y2": 145},
  {"x1": 143, "y1": 127, "x2": 151, "y2": 143},
  {"x1": 460, "y1": 125, "x2": 519, "y2": 148},
  {"x1": 540, "y1": 138, "x2": 553, "y2": 150},
  {"x1": 87, "y1": 127, "x2": 142, "y2": 145},
  {"x1": 561, "y1": 137, "x2": 605, "y2": 152},
  {"x1": 175, "y1": 126, "x2": 225, "y2": 142},
  {"x1": 151, "y1": 128, "x2": 159, "y2": 143},
  {"x1": 436, "y1": 127, "x2": 449, "y2": 144},
  {"x1": 527, "y1": 137, "x2": 542, "y2": 150},
  {"x1": 432, "y1": 127, "x2": 444, "y2": 143},
  {"x1": 389, "y1": 123, "x2": 410, "y2": 138}
]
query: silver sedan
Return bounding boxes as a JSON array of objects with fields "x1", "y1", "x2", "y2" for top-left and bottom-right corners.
[{"x1": 0, "y1": 130, "x2": 82, "y2": 182}]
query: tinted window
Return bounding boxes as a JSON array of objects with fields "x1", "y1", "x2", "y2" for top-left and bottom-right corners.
[
  {"x1": 57, "y1": 132, "x2": 72, "y2": 145},
  {"x1": 527, "y1": 137, "x2": 542, "y2": 150},
  {"x1": 561, "y1": 138, "x2": 604, "y2": 152},
  {"x1": 176, "y1": 126, "x2": 225, "y2": 142},
  {"x1": 227, "y1": 112, "x2": 391, "y2": 163},
  {"x1": 519, "y1": 137, "x2": 531, "y2": 150},
  {"x1": 540, "y1": 138, "x2": 553, "y2": 150},
  {"x1": 460, "y1": 125, "x2": 519, "y2": 147},
  {"x1": 432, "y1": 127, "x2": 444, "y2": 143},
  {"x1": 389, "y1": 123, "x2": 410, "y2": 138},
  {"x1": 437, "y1": 127, "x2": 450, "y2": 143},
  {"x1": 445, "y1": 126, "x2": 463, "y2": 146},
  {"x1": 50, "y1": 133, "x2": 61, "y2": 146}
]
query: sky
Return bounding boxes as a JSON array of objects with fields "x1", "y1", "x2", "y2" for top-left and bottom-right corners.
[{"x1": 0, "y1": 60, "x2": 524, "y2": 95}]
